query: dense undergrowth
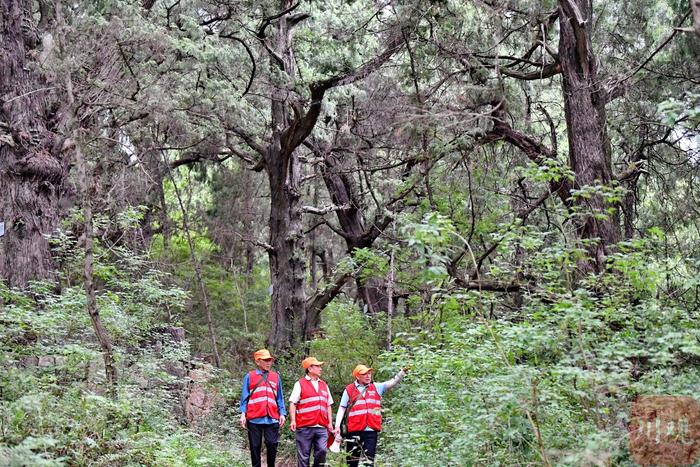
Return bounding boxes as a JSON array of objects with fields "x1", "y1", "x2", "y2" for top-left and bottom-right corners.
[
  {"x1": 2, "y1": 215, "x2": 700, "y2": 466},
  {"x1": 0, "y1": 236, "x2": 249, "y2": 466},
  {"x1": 326, "y1": 231, "x2": 700, "y2": 466}
]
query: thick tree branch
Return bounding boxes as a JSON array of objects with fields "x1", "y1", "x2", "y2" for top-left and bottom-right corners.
[
  {"x1": 300, "y1": 203, "x2": 350, "y2": 215},
  {"x1": 257, "y1": 1, "x2": 301, "y2": 39},
  {"x1": 226, "y1": 124, "x2": 266, "y2": 157},
  {"x1": 305, "y1": 270, "x2": 352, "y2": 319},
  {"x1": 560, "y1": 0, "x2": 591, "y2": 76},
  {"x1": 478, "y1": 105, "x2": 572, "y2": 209},
  {"x1": 169, "y1": 152, "x2": 232, "y2": 168},
  {"x1": 281, "y1": 33, "x2": 404, "y2": 157},
  {"x1": 500, "y1": 61, "x2": 561, "y2": 80}
]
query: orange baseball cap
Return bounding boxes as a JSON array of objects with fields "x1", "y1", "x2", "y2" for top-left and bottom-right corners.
[
  {"x1": 253, "y1": 349, "x2": 274, "y2": 360},
  {"x1": 352, "y1": 364, "x2": 373, "y2": 378},
  {"x1": 302, "y1": 357, "x2": 325, "y2": 369}
]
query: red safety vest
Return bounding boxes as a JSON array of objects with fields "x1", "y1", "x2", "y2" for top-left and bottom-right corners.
[
  {"x1": 295, "y1": 378, "x2": 330, "y2": 428},
  {"x1": 245, "y1": 371, "x2": 280, "y2": 420},
  {"x1": 346, "y1": 383, "x2": 382, "y2": 432}
]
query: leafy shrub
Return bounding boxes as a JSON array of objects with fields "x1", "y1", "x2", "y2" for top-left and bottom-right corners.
[
  {"x1": 0, "y1": 243, "x2": 248, "y2": 466},
  {"x1": 375, "y1": 237, "x2": 700, "y2": 466}
]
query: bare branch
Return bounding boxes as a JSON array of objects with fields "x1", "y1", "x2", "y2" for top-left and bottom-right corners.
[
  {"x1": 305, "y1": 270, "x2": 352, "y2": 322},
  {"x1": 226, "y1": 124, "x2": 266, "y2": 157},
  {"x1": 500, "y1": 61, "x2": 561, "y2": 80},
  {"x1": 452, "y1": 278, "x2": 524, "y2": 292},
  {"x1": 448, "y1": 188, "x2": 552, "y2": 281},
  {"x1": 300, "y1": 203, "x2": 350, "y2": 215},
  {"x1": 281, "y1": 32, "x2": 405, "y2": 156},
  {"x1": 232, "y1": 230, "x2": 274, "y2": 254},
  {"x1": 220, "y1": 35, "x2": 256, "y2": 97},
  {"x1": 606, "y1": 11, "x2": 692, "y2": 103}
]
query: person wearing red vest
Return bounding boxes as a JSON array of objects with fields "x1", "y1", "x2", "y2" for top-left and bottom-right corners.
[
  {"x1": 289, "y1": 357, "x2": 336, "y2": 467},
  {"x1": 334, "y1": 364, "x2": 409, "y2": 467},
  {"x1": 239, "y1": 349, "x2": 287, "y2": 467}
]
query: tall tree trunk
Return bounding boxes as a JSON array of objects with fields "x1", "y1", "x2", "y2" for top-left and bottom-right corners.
[
  {"x1": 558, "y1": 0, "x2": 621, "y2": 272},
  {"x1": 256, "y1": 5, "x2": 403, "y2": 349},
  {"x1": 0, "y1": 0, "x2": 64, "y2": 288},
  {"x1": 264, "y1": 1, "x2": 307, "y2": 350},
  {"x1": 267, "y1": 146, "x2": 306, "y2": 349}
]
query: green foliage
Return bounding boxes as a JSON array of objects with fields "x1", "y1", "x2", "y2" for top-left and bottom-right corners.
[
  {"x1": 375, "y1": 238, "x2": 700, "y2": 466},
  {"x1": 0, "y1": 237, "x2": 247, "y2": 466},
  {"x1": 399, "y1": 212, "x2": 456, "y2": 285},
  {"x1": 151, "y1": 231, "x2": 271, "y2": 366},
  {"x1": 309, "y1": 301, "x2": 385, "y2": 393},
  {"x1": 3, "y1": 0, "x2": 699, "y2": 465},
  {"x1": 352, "y1": 247, "x2": 389, "y2": 285}
]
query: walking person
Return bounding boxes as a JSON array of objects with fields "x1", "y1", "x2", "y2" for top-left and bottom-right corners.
[
  {"x1": 239, "y1": 349, "x2": 286, "y2": 467},
  {"x1": 334, "y1": 364, "x2": 409, "y2": 467},
  {"x1": 289, "y1": 357, "x2": 337, "y2": 467}
]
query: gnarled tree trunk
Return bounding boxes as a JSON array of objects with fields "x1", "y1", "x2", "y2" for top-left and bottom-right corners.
[
  {"x1": 267, "y1": 143, "x2": 307, "y2": 349},
  {"x1": 0, "y1": 0, "x2": 64, "y2": 288},
  {"x1": 250, "y1": 2, "x2": 403, "y2": 349},
  {"x1": 265, "y1": 1, "x2": 307, "y2": 350},
  {"x1": 558, "y1": 0, "x2": 621, "y2": 272},
  {"x1": 321, "y1": 151, "x2": 390, "y2": 313}
]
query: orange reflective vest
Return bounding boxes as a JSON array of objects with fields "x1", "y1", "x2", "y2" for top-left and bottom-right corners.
[
  {"x1": 346, "y1": 383, "x2": 382, "y2": 432},
  {"x1": 245, "y1": 371, "x2": 280, "y2": 420},
  {"x1": 295, "y1": 378, "x2": 330, "y2": 428}
]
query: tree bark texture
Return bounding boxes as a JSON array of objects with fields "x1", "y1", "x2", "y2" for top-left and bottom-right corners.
[
  {"x1": 321, "y1": 151, "x2": 390, "y2": 314},
  {"x1": 266, "y1": 1, "x2": 307, "y2": 350},
  {"x1": 267, "y1": 145, "x2": 307, "y2": 350},
  {"x1": 259, "y1": 4, "x2": 403, "y2": 349},
  {"x1": 558, "y1": 0, "x2": 621, "y2": 271},
  {"x1": 0, "y1": 0, "x2": 64, "y2": 287}
]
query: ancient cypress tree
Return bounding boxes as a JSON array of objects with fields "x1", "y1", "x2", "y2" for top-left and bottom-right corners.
[{"x1": 0, "y1": 0, "x2": 66, "y2": 287}]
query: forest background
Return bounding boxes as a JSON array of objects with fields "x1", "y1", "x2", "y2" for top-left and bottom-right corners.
[{"x1": 1, "y1": 0, "x2": 700, "y2": 465}]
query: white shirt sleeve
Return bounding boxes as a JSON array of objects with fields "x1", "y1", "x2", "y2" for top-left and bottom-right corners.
[
  {"x1": 378, "y1": 369, "x2": 406, "y2": 394},
  {"x1": 289, "y1": 381, "x2": 302, "y2": 404},
  {"x1": 326, "y1": 389, "x2": 334, "y2": 406},
  {"x1": 335, "y1": 405, "x2": 346, "y2": 429}
]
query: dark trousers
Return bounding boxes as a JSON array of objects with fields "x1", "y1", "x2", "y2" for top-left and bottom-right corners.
[
  {"x1": 346, "y1": 431, "x2": 379, "y2": 467},
  {"x1": 247, "y1": 422, "x2": 279, "y2": 467},
  {"x1": 295, "y1": 426, "x2": 328, "y2": 467}
]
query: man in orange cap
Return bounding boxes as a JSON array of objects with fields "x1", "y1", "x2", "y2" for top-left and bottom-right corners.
[
  {"x1": 288, "y1": 357, "x2": 335, "y2": 467},
  {"x1": 334, "y1": 364, "x2": 409, "y2": 467},
  {"x1": 239, "y1": 349, "x2": 286, "y2": 467}
]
